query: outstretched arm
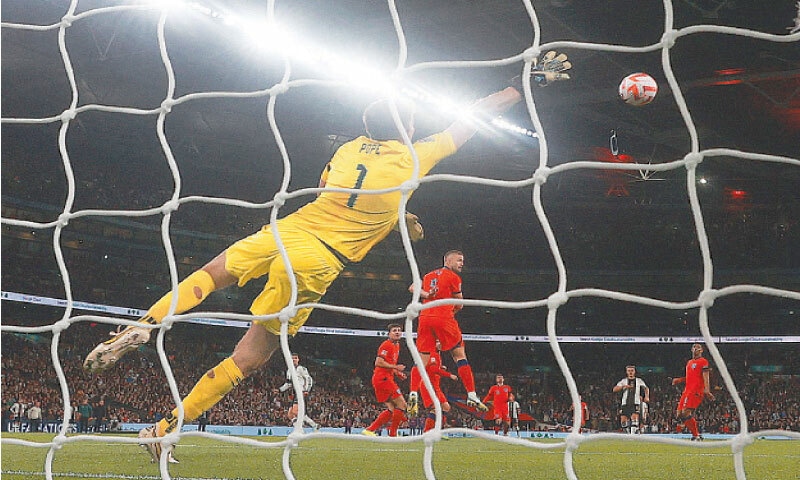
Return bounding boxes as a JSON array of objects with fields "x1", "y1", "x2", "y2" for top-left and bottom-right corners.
[{"x1": 445, "y1": 88, "x2": 522, "y2": 149}]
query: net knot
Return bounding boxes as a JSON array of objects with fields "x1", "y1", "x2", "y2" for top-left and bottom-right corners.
[
  {"x1": 57, "y1": 213, "x2": 71, "y2": 228},
  {"x1": 272, "y1": 191, "x2": 288, "y2": 208},
  {"x1": 161, "y1": 199, "x2": 180, "y2": 214},
  {"x1": 52, "y1": 319, "x2": 71, "y2": 334},
  {"x1": 160, "y1": 316, "x2": 174, "y2": 330},
  {"x1": 422, "y1": 429, "x2": 440, "y2": 446},
  {"x1": 59, "y1": 109, "x2": 77, "y2": 123},
  {"x1": 522, "y1": 46, "x2": 541, "y2": 64},
  {"x1": 400, "y1": 179, "x2": 419, "y2": 194},
  {"x1": 160, "y1": 98, "x2": 175, "y2": 113},
  {"x1": 279, "y1": 307, "x2": 295, "y2": 323},
  {"x1": 52, "y1": 433, "x2": 68, "y2": 449},
  {"x1": 60, "y1": 16, "x2": 74, "y2": 28},
  {"x1": 697, "y1": 288, "x2": 718, "y2": 308},
  {"x1": 271, "y1": 83, "x2": 290, "y2": 96},
  {"x1": 661, "y1": 29, "x2": 678, "y2": 48},
  {"x1": 533, "y1": 166, "x2": 551, "y2": 185},
  {"x1": 547, "y1": 292, "x2": 569, "y2": 309},
  {"x1": 405, "y1": 302, "x2": 421, "y2": 318},
  {"x1": 162, "y1": 432, "x2": 179, "y2": 449},
  {"x1": 565, "y1": 431, "x2": 583, "y2": 450},
  {"x1": 731, "y1": 432, "x2": 754, "y2": 453},
  {"x1": 683, "y1": 152, "x2": 704, "y2": 170}
]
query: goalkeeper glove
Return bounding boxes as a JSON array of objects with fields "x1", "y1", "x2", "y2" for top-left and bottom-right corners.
[
  {"x1": 407, "y1": 391, "x2": 419, "y2": 416},
  {"x1": 394, "y1": 212, "x2": 424, "y2": 242},
  {"x1": 510, "y1": 50, "x2": 572, "y2": 89}
]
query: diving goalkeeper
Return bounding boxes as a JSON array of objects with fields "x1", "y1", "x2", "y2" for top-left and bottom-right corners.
[{"x1": 83, "y1": 52, "x2": 571, "y2": 463}]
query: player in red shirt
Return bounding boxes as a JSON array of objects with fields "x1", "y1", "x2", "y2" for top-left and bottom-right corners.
[
  {"x1": 569, "y1": 395, "x2": 590, "y2": 433},
  {"x1": 408, "y1": 251, "x2": 488, "y2": 414},
  {"x1": 483, "y1": 374, "x2": 513, "y2": 435},
  {"x1": 363, "y1": 323, "x2": 408, "y2": 437},
  {"x1": 672, "y1": 343, "x2": 714, "y2": 441},
  {"x1": 414, "y1": 340, "x2": 459, "y2": 432}
]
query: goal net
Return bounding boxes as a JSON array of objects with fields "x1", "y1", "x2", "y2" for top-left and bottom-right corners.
[{"x1": 2, "y1": 1, "x2": 799, "y2": 479}]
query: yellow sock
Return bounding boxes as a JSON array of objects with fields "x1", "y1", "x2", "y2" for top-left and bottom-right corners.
[
  {"x1": 145, "y1": 270, "x2": 216, "y2": 324},
  {"x1": 157, "y1": 357, "x2": 244, "y2": 434}
]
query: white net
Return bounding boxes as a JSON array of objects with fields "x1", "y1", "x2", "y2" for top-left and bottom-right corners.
[{"x1": 2, "y1": 1, "x2": 799, "y2": 479}]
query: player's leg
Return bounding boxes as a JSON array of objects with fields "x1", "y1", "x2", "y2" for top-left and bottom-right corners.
[
  {"x1": 447, "y1": 341, "x2": 486, "y2": 411},
  {"x1": 408, "y1": 321, "x2": 434, "y2": 415},
  {"x1": 156, "y1": 324, "x2": 279, "y2": 434},
  {"x1": 619, "y1": 413, "x2": 630, "y2": 434},
  {"x1": 288, "y1": 403, "x2": 299, "y2": 423},
  {"x1": 677, "y1": 391, "x2": 703, "y2": 439},
  {"x1": 630, "y1": 412, "x2": 640, "y2": 434},
  {"x1": 364, "y1": 381, "x2": 394, "y2": 436},
  {"x1": 387, "y1": 395, "x2": 407, "y2": 437},
  {"x1": 84, "y1": 252, "x2": 237, "y2": 372}
]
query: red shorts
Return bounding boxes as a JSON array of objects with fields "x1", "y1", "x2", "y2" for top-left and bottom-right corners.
[
  {"x1": 492, "y1": 407, "x2": 510, "y2": 423},
  {"x1": 417, "y1": 315, "x2": 463, "y2": 353},
  {"x1": 372, "y1": 375, "x2": 402, "y2": 403},
  {"x1": 678, "y1": 389, "x2": 704, "y2": 410},
  {"x1": 420, "y1": 384, "x2": 447, "y2": 409}
]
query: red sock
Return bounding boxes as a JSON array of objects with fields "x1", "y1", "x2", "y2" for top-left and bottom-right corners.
[
  {"x1": 410, "y1": 366, "x2": 420, "y2": 393},
  {"x1": 388, "y1": 409, "x2": 405, "y2": 437},
  {"x1": 494, "y1": 425, "x2": 500, "y2": 435},
  {"x1": 457, "y1": 362, "x2": 475, "y2": 392},
  {"x1": 368, "y1": 410, "x2": 392, "y2": 432},
  {"x1": 685, "y1": 417, "x2": 699, "y2": 437},
  {"x1": 424, "y1": 417, "x2": 435, "y2": 432}
]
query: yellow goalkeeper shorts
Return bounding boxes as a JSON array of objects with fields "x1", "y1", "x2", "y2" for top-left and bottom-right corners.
[{"x1": 225, "y1": 221, "x2": 345, "y2": 336}]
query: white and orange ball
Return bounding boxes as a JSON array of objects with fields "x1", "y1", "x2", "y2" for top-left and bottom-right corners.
[{"x1": 619, "y1": 72, "x2": 658, "y2": 106}]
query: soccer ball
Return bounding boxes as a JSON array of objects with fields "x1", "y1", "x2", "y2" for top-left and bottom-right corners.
[{"x1": 618, "y1": 72, "x2": 658, "y2": 106}]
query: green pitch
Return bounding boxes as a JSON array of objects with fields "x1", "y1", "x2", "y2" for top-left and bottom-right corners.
[{"x1": 2, "y1": 433, "x2": 798, "y2": 479}]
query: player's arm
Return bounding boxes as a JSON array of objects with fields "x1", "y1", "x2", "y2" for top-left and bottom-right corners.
[
  {"x1": 444, "y1": 88, "x2": 522, "y2": 149},
  {"x1": 445, "y1": 51, "x2": 571, "y2": 149},
  {"x1": 375, "y1": 355, "x2": 405, "y2": 373},
  {"x1": 612, "y1": 380, "x2": 627, "y2": 393},
  {"x1": 452, "y1": 291, "x2": 463, "y2": 313},
  {"x1": 643, "y1": 385, "x2": 650, "y2": 403},
  {"x1": 671, "y1": 376, "x2": 685, "y2": 386},
  {"x1": 299, "y1": 367, "x2": 313, "y2": 393},
  {"x1": 278, "y1": 370, "x2": 292, "y2": 392},
  {"x1": 409, "y1": 284, "x2": 430, "y2": 299},
  {"x1": 702, "y1": 368, "x2": 714, "y2": 400},
  {"x1": 394, "y1": 213, "x2": 424, "y2": 242}
]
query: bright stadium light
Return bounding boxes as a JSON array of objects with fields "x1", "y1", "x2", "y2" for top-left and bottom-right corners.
[{"x1": 159, "y1": 0, "x2": 536, "y2": 137}]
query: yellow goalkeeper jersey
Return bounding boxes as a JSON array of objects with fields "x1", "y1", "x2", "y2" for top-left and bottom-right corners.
[{"x1": 285, "y1": 132, "x2": 457, "y2": 262}]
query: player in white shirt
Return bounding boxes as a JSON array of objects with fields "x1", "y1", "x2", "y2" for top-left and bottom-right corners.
[
  {"x1": 279, "y1": 353, "x2": 319, "y2": 430},
  {"x1": 612, "y1": 365, "x2": 650, "y2": 434}
]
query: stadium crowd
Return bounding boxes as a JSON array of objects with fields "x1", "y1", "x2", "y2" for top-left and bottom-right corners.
[{"x1": 2, "y1": 329, "x2": 798, "y2": 435}]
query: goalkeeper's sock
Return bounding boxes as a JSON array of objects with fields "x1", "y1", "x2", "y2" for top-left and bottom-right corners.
[
  {"x1": 367, "y1": 410, "x2": 392, "y2": 433},
  {"x1": 410, "y1": 366, "x2": 421, "y2": 393},
  {"x1": 388, "y1": 409, "x2": 405, "y2": 437},
  {"x1": 157, "y1": 357, "x2": 243, "y2": 435},
  {"x1": 456, "y1": 360, "x2": 476, "y2": 392},
  {"x1": 684, "y1": 417, "x2": 699, "y2": 437},
  {"x1": 146, "y1": 270, "x2": 216, "y2": 323}
]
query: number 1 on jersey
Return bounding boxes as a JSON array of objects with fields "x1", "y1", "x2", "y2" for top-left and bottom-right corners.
[{"x1": 347, "y1": 164, "x2": 368, "y2": 208}]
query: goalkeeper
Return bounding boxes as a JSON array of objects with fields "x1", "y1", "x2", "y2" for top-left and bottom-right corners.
[{"x1": 82, "y1": 51, "x2": 571, "y2": 463}]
